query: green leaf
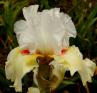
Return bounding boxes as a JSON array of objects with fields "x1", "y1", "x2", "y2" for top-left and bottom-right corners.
[
  {"x1": 78, "y1": 3, "x2": 97, "y2": 36},
  {"x1": 82, "y1": 17, "x2": 97, "y2": 38},
  {"x1": 57, "y1": 80, "x2": 75, "y2": 91},
  {"x1": 0, "y1": 68, "x2": 10, "y2": 87},
  {"x1": 38, "y1": 0, "x2": 50, "y2": 10}
]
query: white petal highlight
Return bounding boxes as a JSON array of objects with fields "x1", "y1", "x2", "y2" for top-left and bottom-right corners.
[
  {"x1": 5, "y1": 47, "x2": 39, "y2": 92},
  {"x1": 14, "y1": 5, "x2": 76, "y2": 54},
  {"x1": 23, "y1": 5, "x2": 39, "y2": 21}
]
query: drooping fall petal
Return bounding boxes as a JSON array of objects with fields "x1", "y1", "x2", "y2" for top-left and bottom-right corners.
[
  {"x1": 5, "y1": 47, "x2": 39, "y2": 92},
  {"x1": 50, "y1": 46, "x2": 96, "y2": 88}
]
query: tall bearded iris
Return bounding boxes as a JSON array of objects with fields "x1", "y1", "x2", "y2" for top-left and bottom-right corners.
[{"x1": 5, "y1": 5, "x2": 96, "y2": 93}]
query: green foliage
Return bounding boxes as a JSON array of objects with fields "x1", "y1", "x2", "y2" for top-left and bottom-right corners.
[
  {"x1": 57, "y1": 80, "x2": 75, "y2": 91},
  {"x1": 38, "y1": 0, "x2": 50, "y2": 10},
  {"x1": 0, "y1": 68, "x2": 9, "y2": 87},
  {"x1": 37, "y1": 0, "x2": 57, "y2": 10},
  {"x1": 68, "y1": 0, "x2": 97, "y2": 58},
  {"x1": 0, "y1": 0, "x2": 30, "y2": 49}
]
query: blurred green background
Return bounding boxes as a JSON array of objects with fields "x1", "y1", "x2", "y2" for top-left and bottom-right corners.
[{"x1": 0, "y1": 0, "x2": 97, "y2": 93}]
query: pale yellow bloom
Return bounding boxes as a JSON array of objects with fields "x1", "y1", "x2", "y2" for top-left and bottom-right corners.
[
  {"x1": 5, "y1": 5, "x2": 96, "y2": 93},
  {"x1": 50, "y1": 46, "x2": 96, "y2": 89},
  {"x1": 5, "y1": 47, "x2": 39, "y2": 92}
]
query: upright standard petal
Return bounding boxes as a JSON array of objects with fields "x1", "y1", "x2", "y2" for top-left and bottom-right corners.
[
  {"x1": 5, "y1": 47, "x2": 39, "y2": 92},
  {"x1": 14, "y1": 5, "x2": 76, "y2": 55}
]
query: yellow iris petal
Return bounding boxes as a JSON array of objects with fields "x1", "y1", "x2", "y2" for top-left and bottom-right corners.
[
  {"x1": 50, "y1": 46, "x2": 96, "y2": 89},
  {"x1": 5, "y1": 47, "x2": 41, "y2": 92}
]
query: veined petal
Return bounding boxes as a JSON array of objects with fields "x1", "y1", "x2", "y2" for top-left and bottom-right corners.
[
  {"x1": 51, "y1": 46, "x2": 96, "y2": 88},
  {"x1": 14, "y1": 5, "x2": 76, "y2": 55},
  {"x1": 5, "y1": 47, "x2": 39, "y2": 92}
]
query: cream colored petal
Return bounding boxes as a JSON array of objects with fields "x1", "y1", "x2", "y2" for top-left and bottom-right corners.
[
  {"x1": 14, "y1": 20, "x2": 37, "y2": 53},
  {"x1": 5, "y1": 47, "x2": 20, "y2": 81},
  {"x1": 51, "y1": 45, "x2": 96, "y2": 87},
  {"x1": 79, "y1": 58, "x2": 96, "y2": 85},
  {"x1": 27, "y1": 87, "x2": 40, "y2": 93},
  {"x1": 23, "y1": 5, "x2": 39, "y2": 21},
  {"x1": 61, "y1": 46, "x2": 83, "y2": 76},
  {"x1": 50, "y1": 61, "x2": 65, "y2": 90},
  {"x1": 33, "y1": 68, "x2": 38, "y2": 86},
  {"x1": 60, "y1": 13, "x2": 76, "y2": 38},
  {"x1": 14, "y1": 5, "x2": 76, "y2": 54},
  {"x1": 5, "y1": 47, "x2": 39, "y2": 92},
  {"x1": 14, "y1": 5, "x2": 39, "y2": 53}
]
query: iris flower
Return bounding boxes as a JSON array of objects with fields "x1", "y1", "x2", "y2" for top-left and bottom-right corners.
[{"x1": 5, "y1": 5, "x2": 96, "y2": 93}]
